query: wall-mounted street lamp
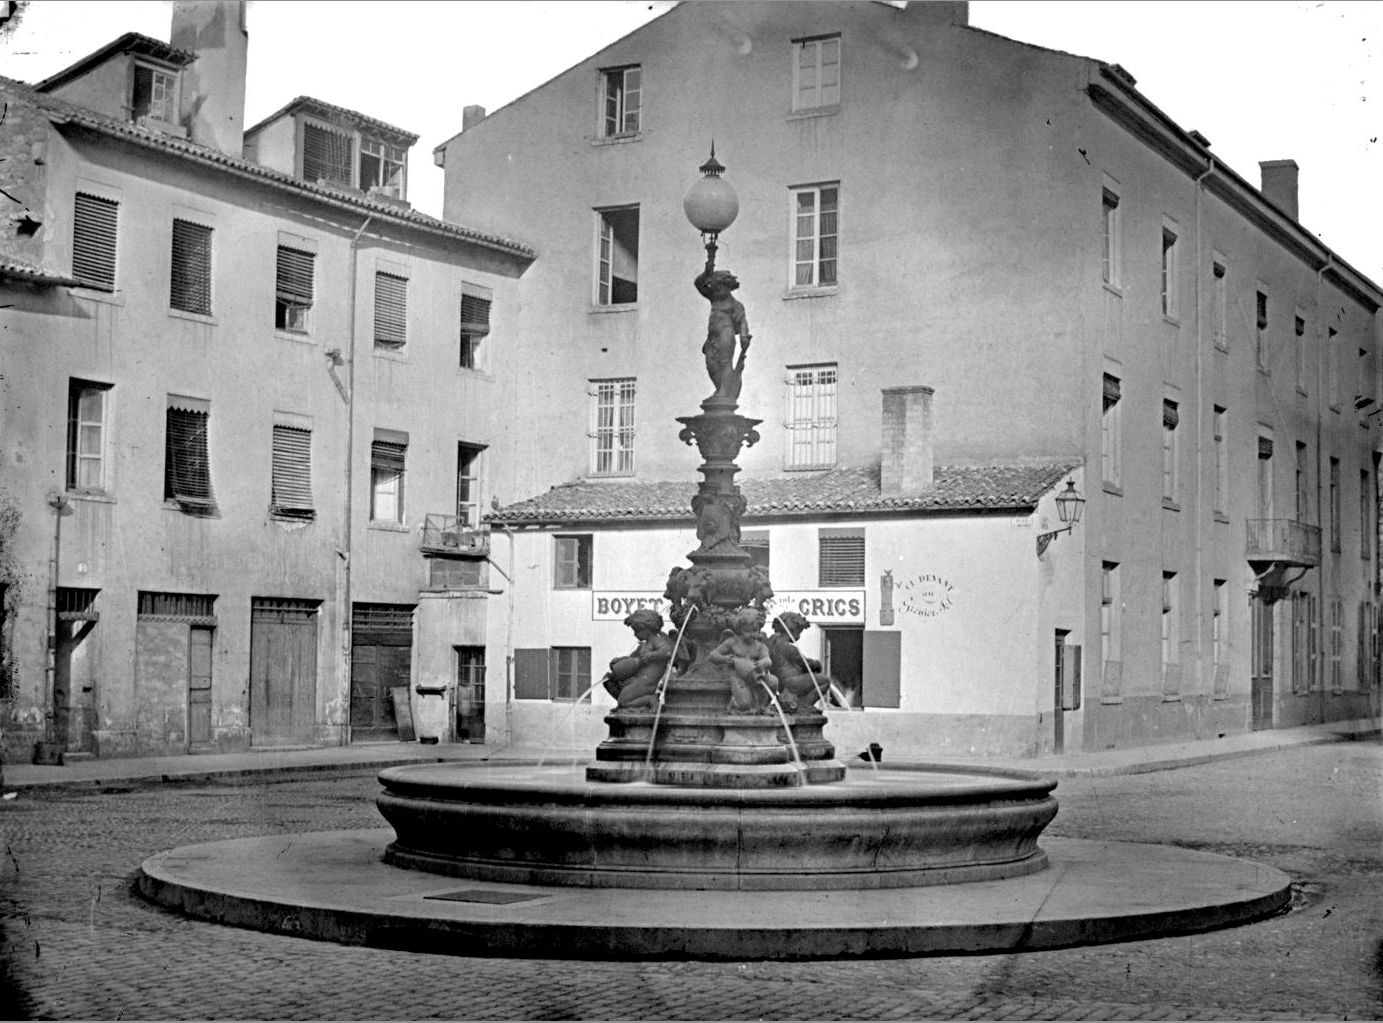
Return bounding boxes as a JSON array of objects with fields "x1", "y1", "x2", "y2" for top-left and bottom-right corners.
[
  {"x1": 1036, "y1": 480, "x2": 1085, "y2": 556},
  {"x1": 683, "y1": 143, "x2": 739, "y2": 271}
]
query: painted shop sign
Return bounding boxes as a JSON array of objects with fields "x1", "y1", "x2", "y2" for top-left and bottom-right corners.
[
  {"x1": 591, "y1": 590, "x2": 866, "y2": 623},
  {"x1": 895, "y1": 572, "x2": 956, "y2": 618}
]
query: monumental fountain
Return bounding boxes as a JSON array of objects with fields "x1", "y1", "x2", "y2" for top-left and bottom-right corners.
[{"x1": 136, "y1": 153, "x2": 1293, "y2": 958}]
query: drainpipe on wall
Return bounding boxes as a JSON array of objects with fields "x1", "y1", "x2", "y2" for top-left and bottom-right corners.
[
  {"x1": 40, "y1": 492, "x2": 68, "y2": 759},
  {"x1": 1193, "y1": 158, "x2": 1215, "y2": 722},
  {"x1": 340, "y1": 214, "x2": 373, "y2": 746},
  {"x1": 1316, "y1": 258, "x2": 1333, "y2": 725}
]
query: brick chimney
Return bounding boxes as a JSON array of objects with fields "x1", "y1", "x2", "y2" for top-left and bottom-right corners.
[
  {"x1": 1259, "y1": 159, "x2": 1299, "y2": 221},
  {"x1": 881, "y1": 386, "x2": 934, "y2": 496},
  {"x1": 171, "y1": 0, "x2": 248, "y2": 158},
  {"x1": 462, "y1": 105, "x2": 487, "y2": 131}
]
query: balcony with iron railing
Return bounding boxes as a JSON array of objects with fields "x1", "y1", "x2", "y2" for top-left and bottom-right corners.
[
  {"x1": 1245, "y1": 518, "x2": 1321, "y2": 567},
  {"x1": 420, "y1": 514, "x2": 490, "y2": 557}
]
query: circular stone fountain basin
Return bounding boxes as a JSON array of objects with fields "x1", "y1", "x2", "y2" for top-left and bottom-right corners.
[{"x1": 376, "y1": 763, "x2": 1058, "y2": 891}]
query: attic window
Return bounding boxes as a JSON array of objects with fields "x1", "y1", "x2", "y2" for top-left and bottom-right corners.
[
  {"x1": 359, "y1": 138, "x2": 407, "y2": 199},
  {"x1": 302, "y1": 122, "x2": 354, "y2": 188},
  {"x1": 132, "y1": 64, "x2": 175, "y2": 122}
]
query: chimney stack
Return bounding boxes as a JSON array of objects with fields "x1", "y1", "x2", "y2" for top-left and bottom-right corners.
[
  {"x1": 1259, "y1": 159, "x2": 1299, "y2": 221},
  {"x1": 881, "y1": 386, "x2": 934, "y2": 496},
  {"x1": 462, "y1": 105, "x2": 487, "y2": 132},
  {"x1": 171, "y1": 0, "x2": 248, "y2": 158}
]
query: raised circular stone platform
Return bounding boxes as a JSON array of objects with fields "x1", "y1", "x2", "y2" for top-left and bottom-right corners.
[
  {"x1": 375, "y1": 764, "x2": 1058, "y2": 890},
  {"x1": 136, "y1": 828, "x2": 1292, "y2": 960}
]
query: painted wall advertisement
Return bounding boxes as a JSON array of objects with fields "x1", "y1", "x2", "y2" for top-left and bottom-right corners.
[{"x1": 593, "y1": 590, "x2": 867, "y2": 624}]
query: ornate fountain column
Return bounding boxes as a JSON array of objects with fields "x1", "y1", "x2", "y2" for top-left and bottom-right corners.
[{"x1": 588, "y1": 152, "x2": 846, "y2": 787}]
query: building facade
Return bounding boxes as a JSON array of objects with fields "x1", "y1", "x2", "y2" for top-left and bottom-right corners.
[
  {"x1": 0, "y1": 2, "x2": 532, "y2": 760},
  {"x1": 438, "y1": 0, "x2": 1382, "y2": 756}
]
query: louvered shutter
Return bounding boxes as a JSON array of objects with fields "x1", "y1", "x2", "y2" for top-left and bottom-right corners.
[
  {"x1": 166, "y1": 406, "x2": 216, "y2": 508},
  {"x1": 73, "y1": 193, "x2": 118, "y2": 290},
  {"x1": 276, "y1": 247, "x2": 315, "y2": 306},
  {"x1": 170, "y1": 219, "x2": 213, "y2": 314},
  {"x1": 460, "y1": 293, "x2": 491, "y2": 337},
  {"x1": 302, "y1": 122, "x2": 354, "y2": 186},
  {"x1": 374, "y1": 272, "x2": 408, "y2": 347},
  {"x1": 1102, "y1": 373, "x2": 1121, "y2": 411},
  {"x1": 271, "y1": 425, "x2": 314, "y2": 517},
  {"x1": 819, "y1": 533, "x2": 865, "y2": 587},
  {"x1": 1162, "y1": 399, "x2": 1179, "y2": 429}
]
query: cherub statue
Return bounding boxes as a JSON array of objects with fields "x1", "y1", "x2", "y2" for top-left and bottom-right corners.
[
  {"x1": 695, "y1": 267, "x2": 751, "y2": 401},
  {"x1": 709, "y1": 606, "x2": 777, "y2": 714},
  {"x1": 601, "y1": 609, "x2": 677, "y2": 711},
  {"x1": 767, "y1": 611, "x2": 835, "y2": 714}
]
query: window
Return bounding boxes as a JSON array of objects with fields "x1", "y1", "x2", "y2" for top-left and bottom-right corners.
[
  {"x1": 596, "y1": 206, "x2": 639, "y2": 305},
  {"x1": 302, "y1": 121, "x2": 353, "y2": 187},
  {"x1": 455, "y1": 443, "x2": 484, "y2": 528},
  {"x1": 1362, "y1": 469, "x2": 1374, "y2": 562},
  {"x1": 554, "y1": 535, "x2": 592, "y2": 589},
  {"x1": 270, "y1": 421, "x2": 314, "y2": 520},
  {"x1": 590, "y1": 378, "x2": 636, "y2": 476},
  {"x1": 374, "y1": 271, "x2": 408, "y2": 349},
  {"x1": 72, "y1": 192, "x2": 118, "y2": 290},
  {"x1": 1101, "y1": 188, "x2": 1121, "y2": 286},
  {"x1": 792, "y1": 34, "x2": 840, "y2": 110},
  {"x1": 818, "y1": 529, "x2": 864, "y2": 588},
  {"x1": 600, "y1": 65, "x2": 641, "y2": 136},
  {"x1": 1161, "y1": 572, "x2": 1179, "y2": 668},
  {"x1": 429, "y1": 558, "x2": 484, "y2": 590},
  {"x1": 1101, "y1": 372, "x2": 1122, "y2": 487},
  {"x1": 1160, "y1": 224, "x2": 1178, "y2": 317},
  {"x1": 359, "y1": 138, "x2": 406, "y2": 198},
  {"x1": 459, "y1": 286, "x2": 492, "y2": 369},
  {"x1": 1295, "y1": 442, "x2": 1310, "y2": 523},
  {"x1": 1291, "y1": 591, "x2": 1318, "y2": 695},
  {"x1": 1295, "y1": 314, "x2": 1307, "y2": 393},
  {"x1": 1255, "y1": 289, "x2": 1268, "y2": 370},
  {"x1": 1212, "y1": 579, "x2": 1226, "y2": 674},
  {"x1": 1211, "y1": 259, "x2": 1227, "y2": 348},
  {"x1": 1101, "y1": 562, "x2": 1122, "y2": 698},
  {"x1": 370, "y1": 430, "x2": 407, "y2": 524},
  {"x1": 275, "y1": 246, "x2": 315, "y2": 333},
  {"x1": 552, "y1": 647, "x2": 592, "y2": 701},
  {"x1": 1213, "y1": 406, "x2": 1228, "y2": 516},
  {"x1": 785, "y1": 363, "x2": 838, "y2": 469},
  {"x1": 791, "y1": 183, "x2": 838, "y2": 288},
  {"x1": 741, "y1": 529, "x2": 770, "y2": 571},
  {"x1": 1328, "y1": 328, "x2": 1341, "y2": 409},
  {"x1": 66, "y1": 380, "x2": 111, "y2": 493},
  {"x1": 1330, "y1": 597, "x2": 1344, "y2": 690},
  {"x1": 1330, "y1": 457, "x2": 1341, "y2": 552},
  {"x1": 131, "y1": 64, "x2": 174, "y2": 122},
  {"x1": 1257, "y1": 433, "x2": 1274, "y2": 520},
  {"x1": 1161, "y1": 398, "x2": 1179, "y2": 504},
  {"x1": 170, "y1": 218, "x2": 213, "y2": 315},
  {"x1": 165, "y1": 396, "x2": 215, "y2": 513}
]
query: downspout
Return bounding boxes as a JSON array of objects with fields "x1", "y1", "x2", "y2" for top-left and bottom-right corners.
[
  {"x1": 340, "y1": 214, "x2": 373, "y2": 745},
  {"x1": 1193, "y1": 158, "x2": 1214, "y2": 721},
  {"x1": 1315, "y1": 257, "x2": 1333, "y2": 724},
  {"x1": 42, "y1": 492, "x2": 68, "y2": 751}
]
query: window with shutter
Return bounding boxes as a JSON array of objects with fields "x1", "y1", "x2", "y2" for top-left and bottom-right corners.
[
  {"x1": 275, "y1": 246, "x2": 315, "y2": 332},
  {"x1": 66, "y1": 379, "x2": 111, "y2": 493},
  {"x1": 554, "y1": 535, "x2": 592, "y2": 589},
  {"x1": 72, "y1": 193, "x2": 118, "y2": 290},
  {"x1": 302, "y1": 122, "x2": 354, "y2": 187},
  {"x1": 271, "y1": 425, "x2": 314, "y2": 519},
  {"x1": 170, "y1": 219, "x2": 213, "y2": 315},
  {"x1": 459, "y1": 289, "x2": 492, "y2": 369},
  {"x1": 551, "y1": 647, "x2": 592, "y2": 701},
  {"x1": 165, "y1": 397, "x2": 215, "y2": 513},
  {"x1": 600, "y1": 65, "x2": 642, "y2": 137},
  {"x1": 818, "y1": 530, "x2": 864, "y2": 587},
  {"x1": 370, "y1": 436, "x2": 407, "y2": 523},
  {"x1": 374, "y1": 272, "x2": 408, "y2": 348}
]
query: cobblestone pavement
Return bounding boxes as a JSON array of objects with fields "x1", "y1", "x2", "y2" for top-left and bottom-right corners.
[{"x1": 1, "y1": 743, "x2": 1380, "y2": 1021}]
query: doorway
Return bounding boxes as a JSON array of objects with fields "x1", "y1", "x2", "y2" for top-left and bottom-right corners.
[
  {"x1": 821, "y1": 626, "x2": 863, "y2": 708},
  {"x1": 1251, "y1": 594, "x2": 1274, "y2": 730},
  {"x1": 453, "y1": 645, "x2": 486, "y2": 743},
  {"x1": 351, "y1": 603, "x2": 415, "y2": 741},
  {"x1": 1053, "y1": 630, "x2": 1070, "y2": 753},
  {"x1": 249, "y1": 599, "x2": 319, "y2": 746}
]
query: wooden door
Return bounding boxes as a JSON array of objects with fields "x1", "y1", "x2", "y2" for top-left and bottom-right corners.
[
  {"x1": 188, "y1": 625, "x2": 213, "y2": 746},
  {"x1": 454, "y1": 645, "x2": 486, "y2": 743},
  {"x1": 1251, "y1": 595, "x2": 1274, "y2": 730},
  {"x1": 350, "y1": 604, "x2": 414, "y2": 741},
  {"x1": 250, "y1": 600, "x2": 319, "y2": 745}
]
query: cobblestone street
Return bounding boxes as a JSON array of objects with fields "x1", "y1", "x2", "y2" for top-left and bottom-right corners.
[{"x1": 1, "y1": 743, "x2": 1380, "y2": 1020}]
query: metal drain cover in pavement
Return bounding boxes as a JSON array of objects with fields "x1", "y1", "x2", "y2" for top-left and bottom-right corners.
[{"x1": 425, "y1": 889, "x2": 545, "y2": 905}]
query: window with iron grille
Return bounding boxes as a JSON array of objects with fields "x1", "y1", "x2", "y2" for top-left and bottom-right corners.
[
  {"x1": 590, "y1": 378, "x2": 635, "y2": 476},
  {"x1": 275, "y1": 246, "x2": 315, "y2": 333},
  {"x1": 302, "y1": 121, "x2": 354, "y2": 187},
  {"x1": 270, "y1": 423, "x2": 314, "y2": 520},
  {"x1": 785, "y1": 363, "x2": 837, "y2": 469},
  {"x1": 165, "y1": 396, "x2": 215, "y2": 513},
  {"x1": 428, "y1": 558, "x2": 484, "y2": 590},
  {"x1": 359, "y1": 137, "x2": 406, "y2": 198},
  {"x1": 67, "y1": 379, "x2": 111, "y2": 493},
  {"x1": 552, "y1": 647, "x2": 592, "y2": 701},
  {"x1": 374, "y1": 271, "x2": 408, "y2": 349},
  {"x1": 138, "y1": 591, "x2": 216, "y2": 622},
  {"x1": 818, "y1": 529, "x2": 864, "y2": 588},
  {"x1": 554, "y1": 535, "x2": 592, "y2": 589},
  {"x1": 792, "y1": 34, "x2": 840, "y2": 110},
  {"x1": 791, "y1": 183, "x2": 838, "y2": 288},
  {"x1": 601, "y1": 65, "x2": 642, "y2": 136},
  {"x1": 370, "y1": 431, "x2": 407, "y2": 524},
  {"x1": 596, "y1": 207, "x2": 639, "y2": 305},
  {"x1": 72, "y1": 192, "x2": 118, "y2": 290},
  {"x1": 56, "y1": 587, "x2": 99, "y2": 622},
  {"x1": 459, "y1": 287, "x2": 492, "y2": 369},
  {"x1": 456, "y1": 442, "x2": 484, "y2": 527},
  {"x1": 170, "y1": 218, "x2": 213, "y2": 315}
]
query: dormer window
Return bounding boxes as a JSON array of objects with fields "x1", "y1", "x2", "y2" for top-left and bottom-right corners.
[
  {"x1": 302, "y1": 121, "x2": 354, "y2": 189},
  {"x1": 359, "y1": 139, "x2": 407, "y2": 199},
  {"x1": 299, "y1": 118, "x2": 408, "y2": 200},
  {"x1": 132, "y1": 63, "x2": 176, "y2": 123}
]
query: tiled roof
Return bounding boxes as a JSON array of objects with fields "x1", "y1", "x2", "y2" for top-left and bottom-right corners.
[
  {"x1": 245, "y1": 96, "x2": 418, "y2": 144},
  {"x1": 489, "y1": 464, "x2": 1078, "y2": 526},
  {"x1": 35, "y1": 33, "x2": 196, "y2": 93},
  {"x1": 1, "y1": 77, "x2": 534, "y2": 262},
  {"x1": 0, "y1": 258, "x2": 81, "y2": 288}
]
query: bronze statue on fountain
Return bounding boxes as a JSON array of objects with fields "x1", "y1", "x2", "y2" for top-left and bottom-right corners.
[{"x1": 587, "y1": 149, "x2": 847, "y2": 787}]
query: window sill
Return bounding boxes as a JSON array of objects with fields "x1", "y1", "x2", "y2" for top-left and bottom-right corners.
[
  {"x1": 1102, "y1": 482, "x2": 1123, "y2": 498},
  {"x1": 1102, "y1": 282, "x2": 1123, "y2": 299},
  {"x1": 553, "y1": 586, "x2": 593, "y2": 592},
  {"x1": 276, "y1": 329, "x2": 314, "y2": 345},
  {"x1": 1099, "y1": 696, "x2": 1124, "y2": 705},
  {"x1": 589, "y1": 303, "x2": 638, "y2": 315},
  {"x1": 587, "y1": 472, "x2": 635, "y2": 480},
  {"x1": 788, "y1": 104, "x2": 840, "y2": 121},
  {"x1": 66, "y1": 490, "x2": 115, "y2": 504},
  {"x1": 1213, "y1": 339, "x2": 1229, "y2": 353},
  {"x1": 783, "y1": 286, "x2": 838, "y2": 301},
  {"x1": 1162, "y1": 499, "x2": 1180, "y2": 512},
  {"x1": 1213, "y1": 512, "x2": 1230, "y2": 524},
  {"x1": 457, "y1": 366, "x2": 495, "y2": 382},
  {"x1": 784, "y1": 463, "x2": 836, "y2": 472},
  {"x1": 1161, "y1": 693, "x2": 1183, "y2": 703},
  {"x1": 163, "y1": 499, "x2": 219, "y2": 518},
  {"x1": 270, "y1": 510, "x2": 316, "y2": 524},
  {"x1": 374, "y1": 345, "x2": 408, "y2": 361},
  {"x1": 590, "y1": 133, "x2": 643, "y2": 147},
  {"x1": 73, "y1": 285, "x2": 124, "y2": 306},
  {"x1": 1162, "y1": 313, "x2": 1180, "y2": 327},
  {"x1": 168, "y1": 307, "x2": 216, "y2": 325},
  {"x1": 368, "y1": 521, "x2": 410, "y2": 533}
]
